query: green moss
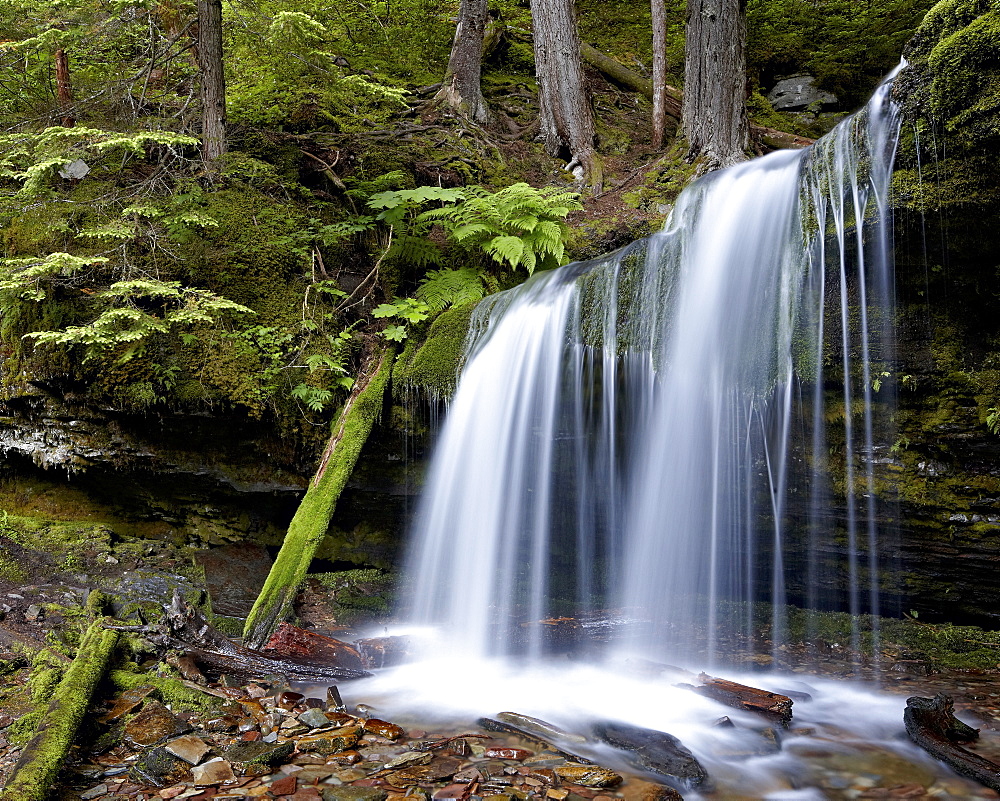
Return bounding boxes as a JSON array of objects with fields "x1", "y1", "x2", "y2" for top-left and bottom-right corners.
[
  {"x1": 107, "y1": 668, "x2": 220, "y2": 713},
  {"x1": 393, "y1": 305, "x2": 476, "y2": 400},
  {"x1": 311, "y1": 568, "x2": 396, "y2": 624},
  {"x1": 242, "y1": 347, "x2": 394, "y2": 648},
  {"x1": 0, "y1": 619, "x2": 119, "y2": 801}
]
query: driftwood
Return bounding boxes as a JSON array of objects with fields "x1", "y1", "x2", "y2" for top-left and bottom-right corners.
[
  {"x1": 904, "y1": 694, "x2": 1000, "y2": 792},
  {"x1": 110, "y1": 593, "x2": 370, "y2": 683},
  {"x1": 691, "y1": 673, "x2": 794, "y2": 725},
  {"x1": 593, "y1": 720, "x2": 709, "y2": 789},
  {"x1": 0, "y1": 619, "x2": 119, "y2": 801}
]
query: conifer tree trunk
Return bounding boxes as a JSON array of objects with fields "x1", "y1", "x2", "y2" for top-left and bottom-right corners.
[
  {"x1": 54, "y1": 48, "x2": 74, "y2": 127},
  {"x1": 197, "y1": 0, "x2": 227, "y2": 162},
  {"x1": 436, "y1": 0, "x2": 489, "y2": 123},
  {"x1": 651, "y1": 0, "x2": 668, "y2": 148},
  {"x1": 530, "y1": 0, "x2": 602, "y2": 191},
  {"x1": 681, "y1": 0, "x2": 749, "y2": 169}
]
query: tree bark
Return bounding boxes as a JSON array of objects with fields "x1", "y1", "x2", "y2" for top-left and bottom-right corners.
[
  {"x1": 197, "y1": 0, "x2": 227, "y2": 162},
  {"x1": 54, "y1": 49, "x2": 74, "y2": 127},
  {"x1": 651, "y1": 0, "x2": 668, "y2": 148},
  {"x1": 529, "y1": 0, "x2": 602, "y2": 191},
  {"x1": 681, "y1": 0, "x2": 749, "y2": 169},
  {"x1": 435, "y1": 0, "x2": 489, "y2": 124}
]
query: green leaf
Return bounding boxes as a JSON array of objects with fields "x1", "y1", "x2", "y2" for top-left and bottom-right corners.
[{"x1": 382, "y1": 324, "x2": 408, "y2": 342}]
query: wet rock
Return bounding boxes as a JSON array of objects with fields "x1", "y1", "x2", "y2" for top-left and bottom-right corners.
[
  {"x1": 25, "y1": 604, "x2": 42, "y2": 621},
  {"x1": 454, "y1": 766, "x2": 484, "y2": 783},
  {"x1": 300, "y1": 707, "x2": 335, "y2": 728},
  {"x1": 80, "y1": 784, "x2": 108, "y2": 800},
  {"x1": 432, "y1": 784, "x2": 468, "y2": 799},
  {"x1": 767, "y1": 74, "x2": 838, "y2": 111},
  {"x1": 100, "y1": 685, "x2": 158, "y2": 723},
  {"x1": 553, "y1": 765, "x2": 622, "y2": 788},
  {"x1": 382, "y1": 750, "x2": 434, "y2": 770},
  {"x1": 485, "y1": 747, "x2": 533, "y2": 761},
  {"x1": 619, "y1": 781, "x2": 683, "y2": 801},
  {"x1": 387, "y1": 757, "x2": 464, "y2": 785},
  {"x1": 593, "y1": 721, "x2": 709, "y2": 788},
  {"x1": 364, "y1": 718, "x2": 405, "y2": 740},
  {"x1": 196, "y1": 543, "x2": 272, "y2": 617},
  {"x1": 125, "y1": 700, "x2": 192, "y2": 748},
  {"x1": 191, "y1": 756, "x2": 236, "y2": 785},
  {"x1": 328, "y1": 750, "x2": 363, "y2": 765},
  {"x1": 321, "y1": 787, "x2": 389, "y2": 801},
  {"x1": 355, "y1": 636, "x2": 411, "y2": 669},
  {"x1": 298, "y1": 725, "x2": 363, "y2": 755},
  {"x1": 224, "y1": 739, "x2": 295, "y2": 768},
  {"x1": 496, "y1": 713, "x2": 587, "y2": 744},
  {"x1": 128, "y1": 746, "x2": 194, "y2": 787},
  {"x1": 523, "y1": 755, "x2": 567, "y2": 768},
  {"x1": 278, "y1": 691, "x2": 305, "y2": 710},
  {"x1": 164, "y1": 734, "x2": 212, "y2": 765}
]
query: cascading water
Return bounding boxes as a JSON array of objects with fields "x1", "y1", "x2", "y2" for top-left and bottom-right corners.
[
  {"x1": 405, "y1": 67, "x2": 903, "y2": 667},
  {"x1": 351, "y1": 65, "x2": 1000, "y2": 799}
]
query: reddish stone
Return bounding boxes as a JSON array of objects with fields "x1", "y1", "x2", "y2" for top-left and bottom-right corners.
[
  {"x1": 363, "y1": 719, "x2": 405, "y2": 740},
  {"x1": 270, "y1": 775, "x2": 298, "y2": 795},
  {"x1": 242, "y1": 731, "x2": 262, "y2": 742},
  {"x1": 353, "y1": 779, "x2": 387, "y2": 787},
  {"x1": 432, "y1": 784, "x2": 469, "y2": 800},
  {"x1": 263, "y1": 623, "x2": 365, "y2": 672}
]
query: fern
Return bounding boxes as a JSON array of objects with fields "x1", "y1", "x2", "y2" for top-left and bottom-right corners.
[{"x1": 416, "y1": 268, "x2": 487, "y2": 312}]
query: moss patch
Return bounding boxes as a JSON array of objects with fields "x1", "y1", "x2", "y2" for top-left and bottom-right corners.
[{"x1": 393, "y1": 304, "x2": 476, "y2": 400}]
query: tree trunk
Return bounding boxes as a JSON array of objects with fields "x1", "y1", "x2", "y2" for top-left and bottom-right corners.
[
  {"x1": 197, "y1": 0, "x2": 226, "y2": 162},
  {"x1": 529, "y1": 0, "x2": 602, "y2": 192},
  {"x1": 681, "y1": 0, "x2": 749, "y2": 170},
  {"x1": 54, "y1": 48, "x2": 74, "y2": 127},
  {"x1": 243, "y1": 346, "x2": 393, "y2": 649},
  {"x1": 651, "y1": 0, "x2": 668, "y2": 149},
  {"x1": 435, "y1": 0, "x2": 489, "y2": 124}
]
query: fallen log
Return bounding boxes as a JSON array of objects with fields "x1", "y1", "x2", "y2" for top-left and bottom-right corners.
[
  {"x1": 243, "y1": 345, "x2": 394, "y2": 649},
  {"x1": 592, "y1": 720, "x2": 709, "y2": 790},
  {"x1": 478, "y1": 716, "x2": 593, "y2": 764},
  {"x1": 0, "y1": 619, "x2": 119, "y2": 801},
  {"x1": 110, "y1": 593, "x2": 370, "y2": 682},
  {"x1": 904, "y1": 694, "x2": 1000, "y2": 792},
  {"x1": 691, "y1": 674, "x2": 794, "y2": 726}
]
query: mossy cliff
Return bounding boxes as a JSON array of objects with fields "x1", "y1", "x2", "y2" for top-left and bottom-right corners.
[{"x1": 846, "y1": 0, "x2": 1000, "y2": 624}]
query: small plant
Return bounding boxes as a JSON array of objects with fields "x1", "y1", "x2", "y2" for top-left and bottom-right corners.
[{"x1": 987, "y1": 407, "x2": 1000, "y2": 435}]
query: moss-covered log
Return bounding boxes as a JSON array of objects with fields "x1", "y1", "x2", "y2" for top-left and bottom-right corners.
[
  {"x1": 243, "y1": 346, "x2": 394, "y2": 649},
  {"x1": 0, "y1": 620, "x2": 119, "y2": 801}
]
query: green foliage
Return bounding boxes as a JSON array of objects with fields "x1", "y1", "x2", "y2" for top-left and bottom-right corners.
[
  {"x1": 24, "y1": 280, "x2": 254, "y2": 362},
  {"x1": 416, "y1": 268, "x2": 489, "y2": 312}
]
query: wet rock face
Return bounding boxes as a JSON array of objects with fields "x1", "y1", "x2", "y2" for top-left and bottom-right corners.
[{"x1": 767, "y1": 75, "x2": 839, "y2": 111}]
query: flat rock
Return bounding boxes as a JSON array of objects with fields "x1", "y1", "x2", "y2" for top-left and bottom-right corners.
[
  {"x1": 125, "y1": 700, "x2": 192, "y2": 748},
  {"x1": 192, "y1": 757, "x2": 236, "y2": 785},
  {"x1": 129, "y1": 747, "x2": 193, "y2": 787},
  {"x1": 100, "y1": 685, "x2": 158, "y2": 723},
  {"x1": 300, "y1": 707, "x2": 334, "y2": 729},
  {"x1": 554, "y1": 765, "x2": 622, "y2": 788},
  {"x1": 387, "y1": 757, "x2": 463, "y2": 785},
  {"x1": 321, "y1": 787, "x2": 388, "y2": 801},
  {"x1": 164, "y1": 734, "x2": 212, "y2": 765},
  {"x1": 363, "y1": 718, "x2": 404, "y2": 740},
  {"x1": 618, "y1": 779, "x2": 684, "y2": 801},
  {"x1": 225, "y1": 738, "x2": 295, "y2": 767},
  {"x1": 297, "y1": 725, "x2": 362, "y2": 755}
]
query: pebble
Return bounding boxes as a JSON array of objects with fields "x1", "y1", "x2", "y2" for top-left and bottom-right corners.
[
  {"x1": 80, "y1": 784, "x2": 108, "y2": 799},
  {"x1": 301, "y1": 707, "x2": 335, "y2": 729},
  {"x1": 125, "y1": 700, "x2": 191, "y2": 748}
]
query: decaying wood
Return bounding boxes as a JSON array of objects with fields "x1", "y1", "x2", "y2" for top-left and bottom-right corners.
[
  {"x1": 593, "y1": 720, "x2": 709, "y2": 789},
  {"x1": 691, "y1": 673, "x2": 794, "y2": 725},
  {"x1": 110, "y1": 593, "x2": 370, "y2": 683},
  {"x1": 0, "y1": 619, "x2": 118, "y2": 801},
  {"x1": 752, "y1": 124, "x2": 814, "y2": 150},
  {"x1": 904, "y1": 694, "x2": 1000, "y2": 792}
]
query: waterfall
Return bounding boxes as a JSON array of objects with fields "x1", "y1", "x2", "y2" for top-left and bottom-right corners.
[{"x1": 404, "y1": 67, "x2": 903, "y2": 668}]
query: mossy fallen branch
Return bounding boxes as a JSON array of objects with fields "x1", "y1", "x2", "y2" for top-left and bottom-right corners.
[
  {"x1": 243, "y1": 346, "x2": 394, "y2": 649},
  {"x1": 0, "y1": 619, "x2": 119, "y2": 801}
]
